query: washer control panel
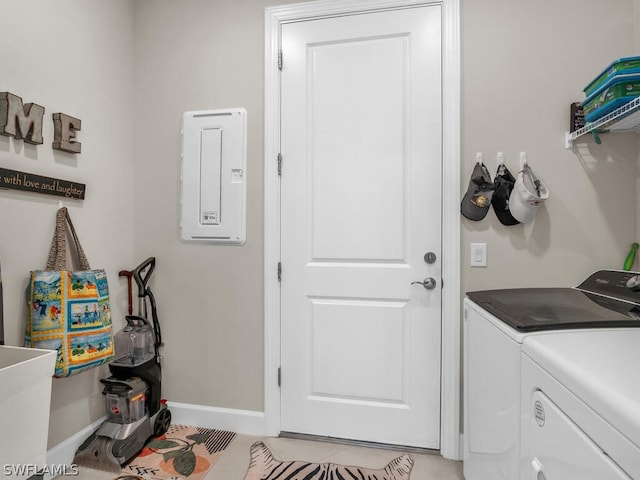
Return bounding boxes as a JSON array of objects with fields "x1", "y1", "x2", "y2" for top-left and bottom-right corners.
[
  {"x1": 577, "y1": 270, "x2": 640, "y2": 303},
  {"x1": 626, "y1": 275, "x2": 640, "y2": 292}
]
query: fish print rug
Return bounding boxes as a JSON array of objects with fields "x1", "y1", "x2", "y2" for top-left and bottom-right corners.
[{"x1": 120, "y1": 424, "x2": 236, "y2": 480}]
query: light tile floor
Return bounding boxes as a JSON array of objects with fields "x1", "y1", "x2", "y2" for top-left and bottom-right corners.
[{"x1": 65, "y1": 434, "x2": 463, "y2": 480}]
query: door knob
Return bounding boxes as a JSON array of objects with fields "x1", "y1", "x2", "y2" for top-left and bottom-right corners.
[
  {"x1": 411, "y1": 277, "x2": 437, "y2": 290},
  {"x1": 424, "y1": 252, "x2": 437, "y2": 264}
]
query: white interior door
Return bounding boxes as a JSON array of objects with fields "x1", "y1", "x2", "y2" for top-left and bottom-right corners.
[{"x1": 280, "y1": 5, "x2": 442, "y2": 449}]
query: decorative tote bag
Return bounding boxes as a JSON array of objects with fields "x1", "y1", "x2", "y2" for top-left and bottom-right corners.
[{"x1": 25, "y1": 207, "x2": 114, "y2": 377}]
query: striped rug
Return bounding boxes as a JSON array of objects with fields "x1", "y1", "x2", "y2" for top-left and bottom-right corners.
[
  {"x1": 120, "y1": 424, "x2": 236, "y2": 480},
  {"x1": 243, "y1": 441, "x2": 413, "y2": 480}
]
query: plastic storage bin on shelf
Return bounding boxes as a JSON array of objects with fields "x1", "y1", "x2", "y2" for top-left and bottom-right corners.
[
  {"x1": 583, "y1": 56, "x2": 640, "y2": 97},
  {"x1": 564, "y1": 56, "x2": 640, "y2": 148},
  {"x1": 582, "y1": 73, "x2": 640, "y2": 122}
]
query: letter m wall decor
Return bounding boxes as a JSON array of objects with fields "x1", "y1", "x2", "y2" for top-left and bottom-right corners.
[{"x1": 0, "y1": 91, "x2": 45, "y2": 144}]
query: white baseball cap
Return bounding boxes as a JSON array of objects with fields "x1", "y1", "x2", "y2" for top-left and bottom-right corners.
[{"x1": 508, "y1": 165, "x2": 549, "y2": 224}]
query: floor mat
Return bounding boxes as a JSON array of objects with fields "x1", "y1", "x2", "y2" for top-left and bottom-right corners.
[
  {"x1": 242, "y1": 441, "x2": 413, "y2": 480},
  {"x1": 121, "y1": 424, "x2": 236, "y2": 480}
]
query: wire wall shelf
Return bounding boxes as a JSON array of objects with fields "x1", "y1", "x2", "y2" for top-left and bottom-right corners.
[{"x1": 565, "y1": 96, "x2": 640, "y2": 149}]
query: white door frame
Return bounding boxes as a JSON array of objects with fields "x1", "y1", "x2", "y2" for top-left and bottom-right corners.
[{"x1": 264, "y1": 0, "x2": 461, "y2": 460}]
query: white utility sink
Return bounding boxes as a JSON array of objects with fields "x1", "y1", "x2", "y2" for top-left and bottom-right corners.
[{"x1": 0, "y1": 345, "x2": 56, "y2": 479}]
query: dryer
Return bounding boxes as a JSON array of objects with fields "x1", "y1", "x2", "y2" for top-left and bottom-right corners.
[
  {"x1": 463, "y1": 270, "x2": 640, "y2": 480},
  {"x1": 521, "y1": 329, "x2": 640, "y2": 479}
]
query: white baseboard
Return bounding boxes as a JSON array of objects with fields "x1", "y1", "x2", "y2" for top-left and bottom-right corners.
[
  {"x1": 44, "y1": 403, "x2": 265, "y2": 479},
  {"x1": 167, "y1": 401, "x2": 265, "y2": 436}
]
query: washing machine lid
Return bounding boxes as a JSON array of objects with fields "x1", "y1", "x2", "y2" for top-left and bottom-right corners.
[
  {"x1": 523, "y1": 329, "x2": 640, "y2": 451},
  {"x1": 466, "y1": 270, "x2": 640, "y2": 332}
]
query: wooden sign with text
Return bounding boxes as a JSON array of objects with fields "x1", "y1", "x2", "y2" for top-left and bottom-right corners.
[{"x1": 0, "y1": 168, "x2": 85, "y2": 199}]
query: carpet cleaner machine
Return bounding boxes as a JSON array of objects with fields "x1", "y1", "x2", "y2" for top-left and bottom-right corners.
[{"x1": 74, "y1": 257, "x2": 171, "y2": 473}]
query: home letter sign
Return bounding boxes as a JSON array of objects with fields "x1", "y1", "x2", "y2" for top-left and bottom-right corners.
[
  {"x1": 0, "y1": 92, "x2": 45, "y2": 145},
  {"x1": 0, "y1": 91, "x2": 81, "y2": 154}
]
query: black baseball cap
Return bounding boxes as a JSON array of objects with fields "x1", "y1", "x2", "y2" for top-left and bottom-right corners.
[
  {"x1": 461, "y1": 162, "x2": 495, "y2": 221},
  {"x1": 491, "y1": 163, "x2": 520, "y2": 226}
]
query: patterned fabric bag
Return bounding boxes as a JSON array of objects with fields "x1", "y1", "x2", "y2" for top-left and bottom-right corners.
[{"x1": 24, "y1": 207, "x2": 113, "y2": 377}]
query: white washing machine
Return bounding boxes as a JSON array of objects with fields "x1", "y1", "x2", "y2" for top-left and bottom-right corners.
[
  {"x1": 521, "y1": 329, "x2": 640, "y2": 480},
  {"x1": 463, "y1": 270, "x2": 640, "y2": 480}
]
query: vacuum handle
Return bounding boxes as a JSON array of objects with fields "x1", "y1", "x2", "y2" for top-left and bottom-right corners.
[
  {"x1": 133, "y1": 257, "x2": 156, "y2": 298},
  {"x1": 118, "y1": 270, "x2": 133, "y2": 315},
  {"x1": 125, "y1": 314, "x2": 150, "y2": 327},
  {"x1": 100, "y1": 378, "x2": 134, "y2": 390}
]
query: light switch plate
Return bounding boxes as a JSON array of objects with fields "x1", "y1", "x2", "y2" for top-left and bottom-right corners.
[{"x1": 470, "y1": 243, "x2": 487, "y2": 267}]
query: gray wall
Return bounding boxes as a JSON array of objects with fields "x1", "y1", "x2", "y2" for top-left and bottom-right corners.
[
  {"x1": 0, "y1": 0, "x2": 638, "y2": 449},
  {"x1": 0, "y1": 1, "x2": 135, "y2": 446},
  {"x1": 462, "y1": 0, "x2": 639, "y2": 292},
  {"x1": 131, "y1": 0, "x2": 304, "y2": 413}
]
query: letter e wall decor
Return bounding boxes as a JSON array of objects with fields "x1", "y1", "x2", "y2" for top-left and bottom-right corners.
[{"x1": 52, "y1": 113, "x2": 81, "y2": 153}]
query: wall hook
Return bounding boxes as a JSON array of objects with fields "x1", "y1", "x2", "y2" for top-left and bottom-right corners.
[
  {"x1": 519, "y1": 151, "x2": 528, "y2": 171},
  {"x1": 476, "y1": 152, "x2": 483, "y2": 165},
  {"x1": 497, "y1": 151, "x2": 504, "y2": 167}
]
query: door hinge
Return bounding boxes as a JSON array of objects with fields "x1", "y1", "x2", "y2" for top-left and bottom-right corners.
[
  {"x1": 278, "y1": 367, "x2": 282, "y2": 387},
  {"x1": 277, "y1": 262, "x2": 282, "y2": 282},
  {"x1": 277, "y1": 153, "x2": 282, "y2": 176},
  {"x1": 278, "y1": 50, "x2": 283, "y2": 70}
]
